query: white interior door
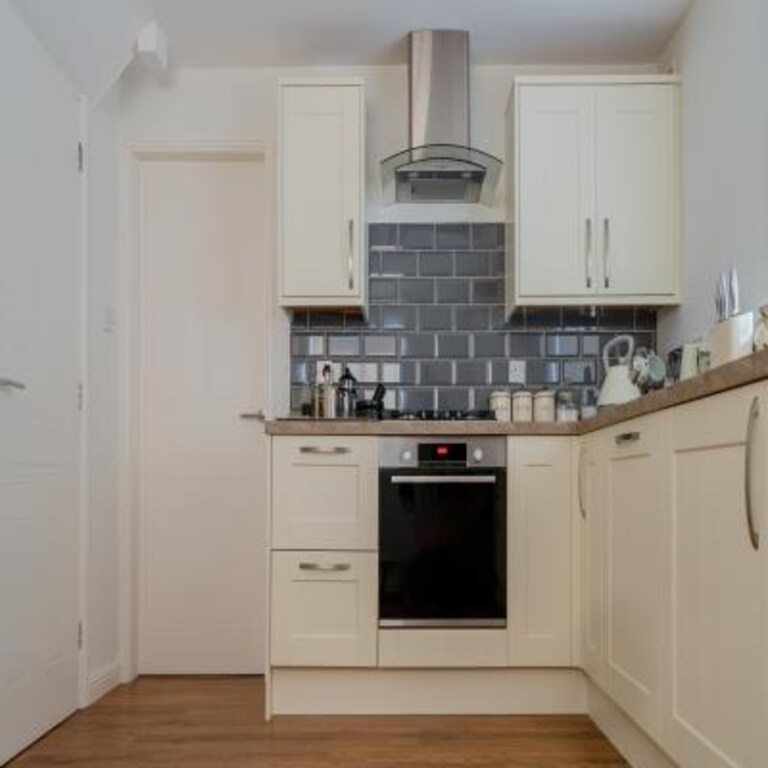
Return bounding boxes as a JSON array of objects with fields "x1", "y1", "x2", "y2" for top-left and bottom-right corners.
[
  {"x1": 136, "y1": 151, "x2": 270, "y2": 673},
  {"x1": 0, "y1": 4, "x2": 81, "y2": 763}
]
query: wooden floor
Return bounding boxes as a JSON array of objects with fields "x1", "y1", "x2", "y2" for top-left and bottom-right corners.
[{"x1": 9, "y1": 677, "x2": 628, "y2": 767}]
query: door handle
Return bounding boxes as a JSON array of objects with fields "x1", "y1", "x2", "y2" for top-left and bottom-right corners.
[
  {"x1": 614, "y1": 431, "x2": 640, "y2": 445},
  {"x1": 0, "y1": 377, "x2": 26, "y2": 391},
  {"x1": 390, "y1": 475, "x2": 497, "y2": 485},
  {"x1": 578, "y1": 445, "x2": 587, "y2": 519},
  {"x1": 745, "y1": 396, "x2": 760, "y2": 550},
  {"x1": 240, "y1": 409, "x2": 266, "y2": 422},
  {"x1": 299, "y1": 562, "x2": 351, "y2": 573},
  {"x1": 299, "y1": 446, "x2": 351, "y2": 455},
  {"x1": 585, "y1": 218, "x2": 593, "y2": 289},
  {"x1": 603, "y1": 218, "x2": 611, "y2": 289},
  {"x1": 347, "y1": 218, "x2": 354, "y2": 291}
]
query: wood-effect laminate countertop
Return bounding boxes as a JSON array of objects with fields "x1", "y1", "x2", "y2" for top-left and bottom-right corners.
[{"x1": 266, "y1": 349, "x2": 768, "y2": 437}]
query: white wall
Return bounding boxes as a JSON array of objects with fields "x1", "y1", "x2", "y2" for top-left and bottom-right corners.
[
  {"x1": 120, "y1": 62, "x2": 655, "y2": 224},
  {"x1": 657, "y1": 0, "x2": 768, "y2": 352},
  {"x1": 85, "y1": 84, "x2": 123, "y2": 692}
]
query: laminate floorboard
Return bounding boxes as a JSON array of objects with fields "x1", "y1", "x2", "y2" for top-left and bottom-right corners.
[{"x1": 8, "y1": 676, "x2": 629, "y2": 767}]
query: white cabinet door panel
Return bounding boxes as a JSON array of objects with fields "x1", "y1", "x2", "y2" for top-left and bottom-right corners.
[
  {"x1": 517, "y1": 86, "x2": 595, "y2": 298},
  {"x1": 596, "y1": 86, "x2": 677, "y2": 297},
  {"x1": 280, "y1": 84, "x2": 363, "y2": 303}
]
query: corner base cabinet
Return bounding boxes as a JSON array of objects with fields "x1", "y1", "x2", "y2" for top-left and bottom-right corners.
[
  {"x1": 278, "y1": 79, "x2": 366, "y2": 308},
  {"x1": 507, "y1": 75, "x2": 680, "y2": 312}
]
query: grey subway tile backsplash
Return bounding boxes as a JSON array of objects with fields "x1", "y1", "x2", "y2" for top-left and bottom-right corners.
[{"x1": 287, "y1": 222, "x2": 656, "y2": 414}]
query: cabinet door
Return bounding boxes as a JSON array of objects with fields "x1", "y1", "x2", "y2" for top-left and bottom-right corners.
[
  {"x1": 601, "y1": 414, "x2": 669, "y2": 741},
  {"x1": 579, "y1": 433, "x2": 605, "y2": 683},
  {"x1": 272, "y1": 436, "x2": 377, "y2": 550},
  {"x1": 666, "y1": 384, "x2": 768, "y2": 768},
  {"x1": 516, "y1": 86, "x2": 596, "y2": 298},
  {"x1": 595, "y1": 85, "x2": 678, "y2": 297},
  {"x1": 280, "y1": 83, "x2": 363, "y2": 303},
  {"x1": 508, "y1": 437, "x2": 572, "y2": 666},
  {"x1": 270, "y1": 551, "x2": 377, "y2": 667}
]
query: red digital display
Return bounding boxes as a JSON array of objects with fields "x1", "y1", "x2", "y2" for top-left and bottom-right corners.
[{"x1": 436, "y1": 446, "x2": 450, "y2": 456}]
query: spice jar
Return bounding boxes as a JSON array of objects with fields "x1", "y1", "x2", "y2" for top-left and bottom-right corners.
[
  {"x1": 533, "y1": 390, "x2": 555, "y2": 422},
  {"x1": 490, "y1": 391, "x2": 512, "y2": 422},
  {"x1": 512, "y1": 390, "x2": 533, "y2": 423}
]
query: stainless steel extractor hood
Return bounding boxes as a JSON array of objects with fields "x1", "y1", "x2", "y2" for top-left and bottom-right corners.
[{"x1": 380, "y1": 30, "x2": 502, "y2": 204}]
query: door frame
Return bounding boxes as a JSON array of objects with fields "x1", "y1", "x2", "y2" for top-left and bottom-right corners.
[{"x1": 118, "y1": 141, "x2": 285, "y2": 682}]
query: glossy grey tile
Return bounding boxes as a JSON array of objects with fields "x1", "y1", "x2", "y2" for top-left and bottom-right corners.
[
  {"x1": 489, "y1": 253, "x2": 505, "y2": 276},
  {"x1": 419, "y1": 251, "x2": 454, "y2": 277},
  {"x1": 508, "y1": 333, "x2": 544, "y2": 357},
  {"x1": 381, "y1": 306, "x2": 417, "y2": 330},
  {"x1": 437, "y1": 388, "x2": 470, "y2": 411},
  {"x1": 369, "y1": 223, "x2": 397, "y2": 248},
  {"x1": 546, "y1": 335, "x2": 579, "y2": 357},
  {"x1": 436, "y1": 279, "x2": 470, "y2": 305},
  {"x1": 368, "y1": 251, "x2": 381, "y2": 276},
  {"x1": 419, "y1": 306, "x2": 453, "y2": 331},
  {"x1": 473, "y1": 333, "x2": 506, "y2": 358},
  {"x1": 563, "y1": 360, "x2": 597, "y2": 385},
  {"x1": 421, "y1": 361, "x2": 454, "y2": 385},
  {"x1": 455, "y1": 361, "x2": 489, "y2": 385},
  {"x1": 369, "y1": 278, "x2": 398, "y2": 303},
  {"x1": 473, "y1": 387, "x2": 494, "y2": 410},
  {"x1": 436, "y1": 223, "x2": 471, "y2": 249},
  {"x1": 472, "y1": 279, "x2": 503, "y2": 304},
  {"x1": 581, "y1": 335, "x2": 601, "y2": 357},
  {"x1": 328, "y1": 335, "x2": 360, "y2": 357},
  {"x1": 471, "y1": 223, "x2": 504, "y2": 249},
  {"x1": 455, "y1": 251, "x2": 490, "y2": 277},
  {"x1": 398, "y1": 388, "x2": 435, "y2": 411},
  {"x1": 525, "y1": 308, "x2": 563, "y2": 329},
  {"x1": 437, "y1": 334, "x2": 470, "y2": 358},
  {"x1": 527, "y1": 360, "x2": 561, "y2": 385},
  {"x1": 364, "y1": 335, "x2": 397, "y2": 356},
  {"x1": 291, "y1": 361, "x2": 310, "y2": 384},
  {"x1": 399, "y1": 223, "x2": 435, "y2": 250},
  {"x1": 291, "y1": 334, "x2": 325, "y2": 357},
  {"x1": 308, "y1": 311, "x2": 344, "y2": 328},
  {"x1": 456, "y1": 307, "x2": 490, "y2": 330},
  {"x1": 381, "y1": 251, "x2": 418, "y2": 277},
  {"x1": 490, "y1": 361, "x2": 512, "y2": 385},
  {"x1": 291, "y1": 310, "x2": 309, "y2": 328},
  {"x1": 400, "y1": 279, "x2": 435, "y2": 304},
  {"x1": 347, "y1": 362, "x2": 379, "y2": 384},
  {"x1": 343, "y1": 311, "x2": 369, "y2": 329},
  {"x1": 400, "y1": 334, "x2": 435, "y2": 358}
]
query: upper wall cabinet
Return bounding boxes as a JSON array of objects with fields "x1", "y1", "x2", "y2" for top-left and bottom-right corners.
[
  {"x1": 278, "y1": 79, "x2": 366, "y2": 308},
  {"x1": 506, "y1": 76, "x2": 680, "y2": 312}
]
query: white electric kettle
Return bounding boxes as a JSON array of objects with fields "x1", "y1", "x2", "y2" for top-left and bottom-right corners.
[{"x1": 598, "y1": 334, "x2": 641, "y2": 407}]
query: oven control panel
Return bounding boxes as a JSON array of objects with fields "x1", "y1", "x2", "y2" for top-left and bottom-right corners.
[{"x1": 380, "y1": 437, "x2": 506, "y2": 469}]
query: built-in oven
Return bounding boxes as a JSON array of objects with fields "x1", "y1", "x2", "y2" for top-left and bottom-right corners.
[{"x1": 378, "y1": 437, "x2": 506, "y2": 628}]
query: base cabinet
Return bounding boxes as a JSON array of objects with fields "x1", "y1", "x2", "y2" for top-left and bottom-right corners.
[
  {"x1": 600, "y1": 415, "x2": 669, "y2": 743},
  {"x1": 508, "y1": 438, "x2": 573, "y2": 666},
  {"x1": 665, "y1": 384, "x2": 768, "y2": 768},
  {"x1": 270, "y1": 551, "x2": 377, "y2": 667}
]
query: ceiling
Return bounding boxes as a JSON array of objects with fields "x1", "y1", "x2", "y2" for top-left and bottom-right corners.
[{"x1": 148, "y1": 0, "x2": 692, "y2": 68}]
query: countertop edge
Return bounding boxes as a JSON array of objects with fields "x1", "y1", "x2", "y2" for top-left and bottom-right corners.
[{"x1": 266, "y1": 349, "x2": 768, "y2": 437}]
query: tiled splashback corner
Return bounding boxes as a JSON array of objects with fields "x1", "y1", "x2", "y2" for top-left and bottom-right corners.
[{"x1": 289, "y1": 223, "x2": 657, "y2": 413}]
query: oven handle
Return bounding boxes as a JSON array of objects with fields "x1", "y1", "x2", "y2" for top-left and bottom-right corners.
[{"x1": 390, "y1": 475, "x2": 497, "y2": 485}]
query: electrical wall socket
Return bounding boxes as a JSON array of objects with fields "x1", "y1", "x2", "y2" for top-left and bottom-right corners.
[{"x1": 508, "y1": 359, "x2": 527, "y2": 384}]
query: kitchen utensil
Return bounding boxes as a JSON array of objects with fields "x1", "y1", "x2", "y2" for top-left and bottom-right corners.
[
  {"x1": 512, "y1": 391, "x2": 532, "y2": 423},
  {"x1": 533, "y1": 390, "x2": 555, "y2": 422},
  {"x1": 708, "y1": 312, "x2": 754, "y2": 368},
  {"x1": 336, "y1": 366, "x2": 358, "y2": 418},
  {"x1": 630, "y1": 348, "x2": 666, "y2": 392},
  {"x1": 490, "y1": 391, "x2": 512, "y2": 421},
  {"x1": 680, "y1": 343, "x2": 703, "y2": 380},
  {"x1": 598, "y1": 334, "x2": 641, "y2": 407},
  {"x1": 729, "y1": 267, "x2": 740, "y2": 316}
]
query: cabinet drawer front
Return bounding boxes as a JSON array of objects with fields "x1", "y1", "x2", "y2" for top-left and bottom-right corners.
[
  {"x1": 270, "y1": 551, "x2": 377, "y2": 667},
  {"x1": 272, "y1": 437, "x2": 378, "y2": 549}
]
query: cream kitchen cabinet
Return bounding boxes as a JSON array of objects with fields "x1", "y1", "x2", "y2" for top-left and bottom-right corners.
[
  {"x1": 599, "y1": 414, "x2": 670, "y2": 743},
  {"x1": 272, "y1": 436, "x2": 377, "y2": 550},
  {"x1": 578, "y1": 432, "x2": 605, "y2": 685},
  {"x1": 270, "y1": 551, "x2": 377, "y2": 667},
  {"x1": 507, "y1": 76, "x2": 680, "y2": 311},
  {"x1": 278, "y1": 79, "x2": 366, "y2": 308},
  {"x1": 508, "y1": 437, "x2": 573, "y2": 666},
  {"x1": 665, "y1": 383, "x2": 768, "y2": 768}
]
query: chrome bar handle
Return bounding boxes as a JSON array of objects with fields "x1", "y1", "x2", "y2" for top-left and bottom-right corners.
[
  {"x1": 745, "y1": 396, "x2": 760, "y2": 551},
  {"x1": 0, "y1": 378, "x2": 26, "y2": 390},
  {"x1": 347, "y1": 218, "x2": 354, "y2": 290},
  {"x1": 615, "y1": 431, "x2": 640, "y2": 446},
  {"x1": 299, "y1": 446, "x2": 351, "y2": 455},
  {"x1": 603, "y1": 218, "x2": 611, "y2": 289},
  {"x1": 299, "y1": 562, "x2": 351, "y2": 573},
  {"x1": 391, "y1": 475, "x2": 497, "y2": 485},
  {"x1": 240, "y1": 409, "x2": 266, "y2": 422},
  {"x1": 578, "y1": 445, "x2": 587, "y2": 519},
  {"x1": 585, "y1": 218, "x2": 593, "y2": 289}
]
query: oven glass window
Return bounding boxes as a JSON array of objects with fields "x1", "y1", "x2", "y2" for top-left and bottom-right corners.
[{"x1": 379, "y1": 468, "x2": 506, "y2": 625}]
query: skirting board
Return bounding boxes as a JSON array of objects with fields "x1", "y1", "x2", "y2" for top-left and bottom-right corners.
[
  {"x1": 587, "y1": 682, "x2": 677, "y2": 768},
  {"x1": 87, "y1": 662, "x2": 121, "y2": 706},
  {"x1": 271, "y1": 668, "x2": 587, "y2": 715}
]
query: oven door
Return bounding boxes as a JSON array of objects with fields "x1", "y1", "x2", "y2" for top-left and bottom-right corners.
[{"x1": 378, "y1": 467, "x2": 506, "y2": 628}]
